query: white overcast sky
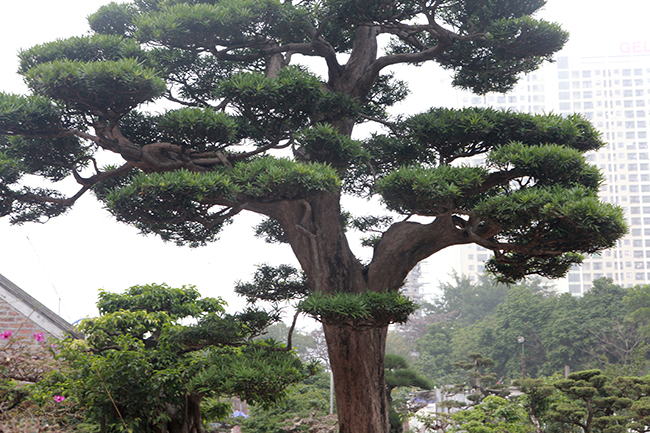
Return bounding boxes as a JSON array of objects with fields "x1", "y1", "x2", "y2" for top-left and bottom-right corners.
[{"x1": 0, "y1": 0, "x2": 647, "y2": 323}]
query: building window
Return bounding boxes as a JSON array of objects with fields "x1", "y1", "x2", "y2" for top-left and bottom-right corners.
[{"x1": 569, "y1": 285, "x2": 581, "y2": 294}]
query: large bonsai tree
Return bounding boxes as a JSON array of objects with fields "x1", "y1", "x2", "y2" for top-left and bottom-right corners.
[{"x1": 0, "y1": 0, "x2": 626, "y2": 431}]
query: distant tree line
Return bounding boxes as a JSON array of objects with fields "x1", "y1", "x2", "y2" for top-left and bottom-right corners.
[{"x1": 387, "y1": 275, "x2": 650, "y2": 386}]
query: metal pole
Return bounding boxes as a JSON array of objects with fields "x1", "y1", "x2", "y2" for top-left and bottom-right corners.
[
  {"x1": 521, "y1": 342, "x2": 526, "y2": 380},
  {"x1": 329, "y1": 369, "x2": 334, "y2": 415},
  {"x1": 517, "y1": 336, "x2": 526, "y2": 380}
]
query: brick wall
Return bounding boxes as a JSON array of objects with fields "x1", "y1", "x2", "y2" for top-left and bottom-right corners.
[
  {"x1": 0, "y1": 274, "x2": 76, "y2": 383},
  {"x1": 0, "y1": 299, "x2": 56, "y2": 341},
  {"x1": 0, "y1": 273, "x2": 75, "y2": 339}
]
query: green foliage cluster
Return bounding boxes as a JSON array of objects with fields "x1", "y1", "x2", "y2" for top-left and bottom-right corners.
[
  {"x1": 238, "y1": 372, "x2": 333, "y2": 433},
  {"x1": 415, "y1": 369, "x2": 650, "y2": 433},
  {"x1": 235, "y1": 264, "x2": 310, "y2": 304},
  {"x1": 519, "y1": 370, "x2": 650, "y2": 433},
  {"x1": 448, "y1": 395, "x2": 530, "y2": 433},
  {"x1": 32, "y1": 283, "x2": 316, "y2": 432},
  {"x1": 25, "y1": 58, "x2": 166, "y2": 115},
  {"x1": 402, "y1": 109, "x2": 602, "y2": 163},
  {"x1": 0, "y1": 93, "x2": 67, "y2": 136},
  {"x1": 299, "y1": 291, "x2": 418, "y2": 327},
  {"x1": 377, "y1": 164, "x2": 488, "y2": 216},
  {"x1": 157, "y1": 108, "x2": 239, "y2": 150},
  {"x1": 385, "y1": 354, "x2": 433, "y2": 433},
  {"x1": 106, "y1": 158, "x2": 340, "y2": 246}
]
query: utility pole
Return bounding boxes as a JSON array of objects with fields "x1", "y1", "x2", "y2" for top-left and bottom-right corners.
[{"x1": 517, "y1": 336, "x2": 526, "y2": 380}]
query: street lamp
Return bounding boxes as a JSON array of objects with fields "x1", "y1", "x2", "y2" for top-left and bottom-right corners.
[{"x1": 517, "y1": 336, "x2": 526, "y2": 380}]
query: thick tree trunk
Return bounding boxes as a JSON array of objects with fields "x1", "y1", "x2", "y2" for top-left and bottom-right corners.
[
  {"x1": 323, "y1": 323, "x2": 389, "y2": 433},
  {"x1": 165, "y1": 393, "x2": 203, "y2": 433}
]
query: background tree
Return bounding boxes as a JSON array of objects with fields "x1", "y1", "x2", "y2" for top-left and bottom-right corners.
[
  {"x1": 526, "y1": 370, "x2": 635, "y2": 433},
  {"x1": 611, "y1": 375, "x2": 650, "y2": 433},
  {"x1": 450, "y1": 354, "x2": 509, "y2": 406},
  {"x1": 396, "y1": 277, "x2": 650, "y2": 386},
  {"x1": 0, "y1": 0, "x2": 626, "y2": 431},
  {"x1": 519, "y1": 378, "x2": 556, "y2": 433},
  {"x1": 432, "y1": 273, "x2": 512, "y2": 327},
  {"x1": 416, "y1": 395, "x2": 532, "y2": 433},
  {"x1": 238, "y1": 372, "x2": 335, "y2": 433},
  {"x1": 43, "y1": 283, "x2": 315, "y2": 433},
  {"x1": 385, "y1": 354, "x2": 433, "y2": 433}
]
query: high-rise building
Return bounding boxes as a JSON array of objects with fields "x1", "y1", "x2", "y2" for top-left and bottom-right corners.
[
  {"x1": 402, "y1": 262, "x2": 427, "y2": 304},
  {"x1": 450, "y1": 43, "x2": 650, "y2": 295}
]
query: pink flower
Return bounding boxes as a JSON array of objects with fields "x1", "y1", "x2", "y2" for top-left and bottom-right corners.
[
  {"x1": 54, "y1": 395, "x2": 65, "y2": 403},
  {"x1": 33, "y1": 332, "x2": 44, "y2": 342},
  {"x1": 1, "y1": 331, "x2": 12, "y2": 340}
]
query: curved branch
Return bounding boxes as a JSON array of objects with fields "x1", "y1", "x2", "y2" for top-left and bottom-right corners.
[
  {"x1": 372, "y1": 20, "x2": 486, "y2": 74},
  {"x1": 72, "y1": 161, "x2": 136, "y2": 187},
  {"x1": 16, "y1": 184, "x2": 91, "y2": 208},
  {"x1": 372, "y1": 42, "x2": 452, "y2": 74},
  {"x1": 368, "y1": 213, "x2": 468, "y2": 291},
  {"x1": 357, "y1": 113, "x2": 399, "y2": 134},
  {"x1": 285, "y1": 309, "x2": 301, "y2": 352}
]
